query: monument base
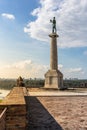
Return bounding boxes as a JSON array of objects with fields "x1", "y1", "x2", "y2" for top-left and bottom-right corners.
[{"x1": 44, "y1": 69, "x2": 63, "y2": 89}]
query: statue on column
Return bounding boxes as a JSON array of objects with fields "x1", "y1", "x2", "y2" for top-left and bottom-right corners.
[{"x1": 50, "y1": 17, "x2": 56, "y2": 33}]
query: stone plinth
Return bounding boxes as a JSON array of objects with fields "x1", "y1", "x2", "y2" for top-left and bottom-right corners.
[
  {"x1": 44, "y1": 70, "x2": 58, "y2": 89},
  {"x1": 44, "y1": 69, "x2": 63, "y2": 89}
]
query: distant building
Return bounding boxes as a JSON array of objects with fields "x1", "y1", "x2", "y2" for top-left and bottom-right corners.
[{"x1": 80, "y1": 82, "x2": 87, "y2": 87}]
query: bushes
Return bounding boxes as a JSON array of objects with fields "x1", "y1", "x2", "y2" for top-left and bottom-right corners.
[
  {"x1": 63, "y1": 79, "x2": 87, "y2": 88},
  {"x1": 0, "y1": 79, "x2": 16, "y2": 90},
  {"x1": 25, "y1": 78, "x2": 44, "y2": 88},
  {"x1": 0, "y1": 78, "x2": 45, "y2": 90}
]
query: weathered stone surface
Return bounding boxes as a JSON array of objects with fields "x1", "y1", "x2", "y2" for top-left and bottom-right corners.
[
  {"x1": 0, "y1": 108, "x2": 7, "y2": 130},
  {"x1": 37, "y1": 96, "x2": 87, "y2": 130},
  {"x1": 24, "y1": 88, "x2": 87, "y2": 130},
  {"x1": 0, "y1": 87, "x2": 27, "y2": 130},
  {"x1": 44, "y1": 33, "x2": 63, "y2": 89},
  {"x1": 49, "y1": 33, "x2": 58, "y2": 70},
  {"x1": 45, "y1": 69, "x2": 63, "y2": 89},
  {"x1": 0, "y1": 87, "x2": 25, "y2": 105},
  {"x1": 26, "y1": 94, "x2": 87, "y2": 130}
]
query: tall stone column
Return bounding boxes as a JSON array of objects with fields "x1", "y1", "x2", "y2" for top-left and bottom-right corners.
[
  {"x1": 44, "y1": 33, "x2": 59, "y2": 89},
  {"x1": 49, "y1": 33, "x2": 58, "y2": 70}
]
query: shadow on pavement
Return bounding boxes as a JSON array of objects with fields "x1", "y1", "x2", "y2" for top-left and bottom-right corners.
[{"x1": 25, "y1": 96, "x2": 63, "y2": 130}]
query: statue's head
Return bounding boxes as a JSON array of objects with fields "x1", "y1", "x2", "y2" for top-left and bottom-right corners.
[{"x1": 53, "y1": 17, "x2": 55, "y2": 19}]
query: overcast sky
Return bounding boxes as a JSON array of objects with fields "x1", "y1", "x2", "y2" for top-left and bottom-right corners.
[{"x1": 0, "y1": 0, "x2": 87, "y2": 79}]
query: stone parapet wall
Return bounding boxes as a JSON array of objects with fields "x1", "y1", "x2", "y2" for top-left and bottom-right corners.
[
  {"x1": 6, "y1": 105, "x2": 26, "y2": 130},
  {"x1": 0, "y1": 87, "x2": 27, "y2": 130}
]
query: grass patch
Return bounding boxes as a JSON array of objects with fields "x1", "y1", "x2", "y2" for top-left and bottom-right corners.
[{"x1": 0, "y1": 99, "x2": 2, "y2": 103}]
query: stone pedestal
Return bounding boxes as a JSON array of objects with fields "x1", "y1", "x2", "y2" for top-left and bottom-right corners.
[
  {"x1": 44, "y1": 33, "x2": 63, "y2": 89},
  {"x1": 44, "y1": 70, "x2": 63, "y2": 89},
  {"x1": 44, "y1": 70, "x2": 58, "y2": 89}
]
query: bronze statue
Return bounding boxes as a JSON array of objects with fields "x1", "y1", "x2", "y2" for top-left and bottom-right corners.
[
  {"x1": 17, "y1": 76, "x2": 25, "y2": 87},
  {"x1": 50, "y1": 17, "x2": 56, "y2": 33}
]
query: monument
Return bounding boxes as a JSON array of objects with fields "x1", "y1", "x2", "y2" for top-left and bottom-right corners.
[{"x1": 44, "y1": 17, "x2": 63, "y2": 89}]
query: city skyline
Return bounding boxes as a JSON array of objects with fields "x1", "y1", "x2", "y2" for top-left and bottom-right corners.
[{"x1": 0, "y1": 0, "x2": 87, "y2": 79}]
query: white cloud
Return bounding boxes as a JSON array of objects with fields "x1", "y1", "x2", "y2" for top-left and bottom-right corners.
[
  {"x1": 68, "y1": 67, "x2": 83, "y2": 73},
  {"x1": 62, "y1": 67, "x2": 85, "y2": 79},
  {"x1": 0, "y1": 60, "x2": 48, "y2": 79},
  {"x1": 0, "y1": 60, "x2": 85, "y2": 79},
  {"x1": 58, "y1": 64, "x2": 63, "y2": 69},
  {"x1": 5, "y1": 60, "x2": 32, "y2": 69},
  {"x1": 24, "y1": 0, "x2": 87, "y2": 48},
  {"x1": 1, "y1": 13, "x2": 15, "y2": 20}
]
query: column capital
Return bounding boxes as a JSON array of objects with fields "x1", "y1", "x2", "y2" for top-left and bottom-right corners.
[{"x1": 49, "y1": 33, "x2": 59, "y2": 38}]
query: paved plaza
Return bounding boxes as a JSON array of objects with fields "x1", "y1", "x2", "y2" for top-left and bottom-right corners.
[{"x1": 25, "y1": 88, "x2": 87, "y2": 130}]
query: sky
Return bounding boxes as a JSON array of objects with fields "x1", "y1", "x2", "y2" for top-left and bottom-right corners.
[{"x1": 0, "y1": 0, "x2": 87, "y2": 79}]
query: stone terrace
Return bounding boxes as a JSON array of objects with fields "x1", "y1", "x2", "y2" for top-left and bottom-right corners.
[
  {"x1": 26, "y1": 88, "x2": 87, "y2": 130},
  {"x1": 0, "y1": 87, "x2": 87, "y2": 130}
]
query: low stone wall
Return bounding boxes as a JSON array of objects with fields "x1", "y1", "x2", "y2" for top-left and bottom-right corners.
[
  {"x1": 0, "y1": 108, "x2": 7, "y2": 130},
  {"x1": 0, "y1": 87, "x2": 27, "y2": 130}
]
